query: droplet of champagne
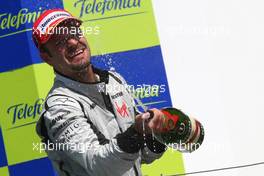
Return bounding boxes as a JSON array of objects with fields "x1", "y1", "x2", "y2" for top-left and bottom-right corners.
[{"x1": 142, "y1": 119, "x2": 147, "y2": 147}]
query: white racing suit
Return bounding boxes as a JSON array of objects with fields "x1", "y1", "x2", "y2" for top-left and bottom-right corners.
[{"x1": 36, "y1": 67, "x2": 166, "y2": 176}]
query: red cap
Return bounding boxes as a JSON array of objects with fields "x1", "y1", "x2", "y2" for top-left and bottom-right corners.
[{"x1": 32, "y1": 9, "x2": 82, "y2": 48}]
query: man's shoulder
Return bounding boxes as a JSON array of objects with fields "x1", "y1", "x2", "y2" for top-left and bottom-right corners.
[{"x1": 44, "y1": 86, "x2": 81, "y2": 110}]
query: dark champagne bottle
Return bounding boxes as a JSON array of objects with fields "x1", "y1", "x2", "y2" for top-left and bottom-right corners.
[{"x1": 154, "y1": 107, "x2": 205, "y2": 153}]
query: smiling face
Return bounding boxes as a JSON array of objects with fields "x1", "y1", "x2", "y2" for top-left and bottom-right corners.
[{"x1": 40, "y1": 22, "x2": 91, "y2": 76}]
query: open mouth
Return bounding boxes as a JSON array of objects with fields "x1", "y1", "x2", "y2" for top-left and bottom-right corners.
[{"x1": 67, "y1": 46, "x2": 86, "y2": 59}]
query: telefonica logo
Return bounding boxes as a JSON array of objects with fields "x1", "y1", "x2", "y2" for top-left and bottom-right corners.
[
  {"x1": 74, "y1": 0, "x2": 142, "y2": 18},
  {"x1": 0, "y1": 7, "x2": 45, "y2": 38},
  {"x1": 7, "y1": 98, "x2": 44, "y2": 128}
]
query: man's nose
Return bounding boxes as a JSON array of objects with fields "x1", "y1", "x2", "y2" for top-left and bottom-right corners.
[{"x1": 66, "y1": 37, "x2": 80, "y2": 46}]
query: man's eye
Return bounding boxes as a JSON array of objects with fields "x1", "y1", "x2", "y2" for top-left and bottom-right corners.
[{"x1": 55, "y1": 41, "x2": 63, "y2": 46}]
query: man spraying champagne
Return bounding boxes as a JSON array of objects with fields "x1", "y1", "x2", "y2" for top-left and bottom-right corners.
[{"x1": 33, "y1": 9, "x2": 204, "y2": 176}]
